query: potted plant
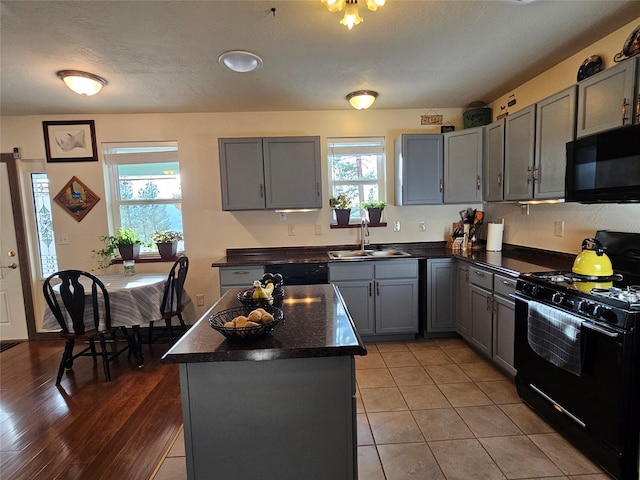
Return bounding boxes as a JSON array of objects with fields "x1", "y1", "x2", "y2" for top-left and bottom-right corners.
[
  {"x1": 151, "y1": 230, "x2": 183, "y2": 259},
  {"x1": 329, "y1": 193, "x2": 352, "y2": 225},
  {"x1": 93, "y1": 227, "x2": 143, "y2": 269},
  {"x1": 361, "y1": 200, "x2": 386, "y2": 225}
]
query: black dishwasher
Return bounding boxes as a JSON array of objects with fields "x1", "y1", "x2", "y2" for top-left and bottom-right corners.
[{"x1": 265, "y1": 263, "x2": 329, "y2": 285}]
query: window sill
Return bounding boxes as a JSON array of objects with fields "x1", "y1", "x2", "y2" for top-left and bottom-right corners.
[
  {"x1": 330, "y1": 222, "x2": 387, "y2": 229},
  {"x1": 113, "y1": 255, "x2": 182, "y2": 264}
]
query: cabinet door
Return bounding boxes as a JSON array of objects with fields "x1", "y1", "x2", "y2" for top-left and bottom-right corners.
[
  {"x1": 334, "y1": 281, "x2": 375, "y2": 336},
  {"x1": 504, "y1": 105, "x2": 536, "y2": 201},
  {"x1": 395, "y1": 134, "x2": 443, "y2": 205},
  {"x1": 263, "y1": 137, "x2": 322, "y2": 209},
  {"x1": 219, "y1": 138, "x2": 265, "y2": 210},
  {"x1": 483, "y1": 119, "x2": 505, "y2": 202},
  {"x1": 492, "y1": 295, "x2": 516, "y2": 377},
  {"x1": 577, "y1": 59, "x2": 637, "y2": 137},
  {"x1": 443, "y1": 127, "x2": 484, "y2": 203},
  {"x1": 469, "y1": 285, "x2": 492, "y2": 357},
  {"x1": 375, "y1": 278, "x2": 418, "y2": 334},
  {"x1": 455, "y1": 264, "x2": 472, "y2": 339},
  {"x1": 535, "y1": 86, "x2": 576, "y2": 199},
  {"x1": 426, "y1": 259, "x2": 456, "y2": 333}
]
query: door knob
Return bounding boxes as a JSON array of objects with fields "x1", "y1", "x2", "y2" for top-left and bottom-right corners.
[{"x1": 1, "y1": 263, "x2": 18, "y2": 269}]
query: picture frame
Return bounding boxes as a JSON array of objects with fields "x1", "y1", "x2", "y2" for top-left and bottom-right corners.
[
  {"x1": 53, "y1": 176, "x2": 100, "y2": 222},
  {"x1": 42, "y1": 120, "x2": 98, "y2": 162}
]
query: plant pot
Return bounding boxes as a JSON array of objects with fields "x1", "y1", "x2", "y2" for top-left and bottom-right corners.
[
  {"x1": 117, "y1": 243, "x2": 141, "y2": 260},
  {"x1": 367, "y1": 207, "x2": 383, "y2": 225},
  {"x1": 157, "y1": 241, "x2": 178, "y2": 259},
  {"x1": 334, "y1": 208, "x2": 351, "y2": 225}
]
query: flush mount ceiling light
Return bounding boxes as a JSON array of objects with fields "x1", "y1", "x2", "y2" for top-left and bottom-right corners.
[
  {"x1": 57, "y1": 70, "x2": 107, "y2": 96},
  {"x1": 218, "y1": 50, "x2": 263, "y2": 73},
  {"x1": 322, "y1": 0, "x2": 386, "y2": 30},
  {"x1": 346, "y1": 90, "x2": 378, "y2": 110}
]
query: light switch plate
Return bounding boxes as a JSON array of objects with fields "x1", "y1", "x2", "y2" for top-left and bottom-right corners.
[
  {"x1": 287, "y1": 224, "x2": 295, "y2": 236},
  {"x1": 554, "y1": 220, "x2": 564, "y2": 237}
]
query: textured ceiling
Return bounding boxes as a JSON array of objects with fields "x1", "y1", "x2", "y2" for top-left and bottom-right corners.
[{"x1": 1, "y1": 0, "x2": 639, "y2": 115}]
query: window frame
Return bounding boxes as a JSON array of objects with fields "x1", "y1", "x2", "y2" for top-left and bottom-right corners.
[{"x1": 327, "y1": 136, "x2": 386, "y2": 219}]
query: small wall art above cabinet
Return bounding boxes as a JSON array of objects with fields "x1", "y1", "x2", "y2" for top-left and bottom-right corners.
[
  {"x1": 219, "y1": 136, "x2": 322, "y2": 211},
  {"x1": 576, "y1": 56, "x2": 639, "y2": 138}
]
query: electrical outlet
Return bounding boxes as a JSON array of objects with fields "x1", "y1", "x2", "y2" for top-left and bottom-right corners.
[
  {"x1": 287, "y1": 224, "x2": 295, "y2": 236},
  {"x1": 315, "y1": 224, "x2": 322, "y2": 235},
  {"x1": 57, "y1": 233, "x2": 70, "y2": 245},
  {"x1": 196, "y1": 294, "x2": 205, "y2": 306},
  {"x1": 393, "y1": 221, "x2": 401, "y2": 232},
  {"x1": 554, "y1": 220, "x2": 565, "y2": 237},
  {"x1": 418, "y1": 221, "x2": 426, "y2": 232},
  {"x1": 278, "y1": 212, "x2": 287, "y2": 222}
]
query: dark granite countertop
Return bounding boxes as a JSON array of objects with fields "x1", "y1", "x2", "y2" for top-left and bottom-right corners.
[
  {"x1": 162, "y1": 284, "x2": 367, "y2": 364},
  {"x1": 210, "y1": 242, "x2": 574, "y2": 276}
]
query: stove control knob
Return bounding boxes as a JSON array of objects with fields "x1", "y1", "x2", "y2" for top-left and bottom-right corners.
[
  {"x1": 591, "y1": 304, "x2": 603, "y2": 318},
  {"x1": 551, "y1": 292, "x2": 564, "y2": 305},
  {"x1": 523, "y1": 283, "x2": 540, "y2": 295},
  {"x1": 579, "y1": 301, "x2": 594, "y2": 315}
]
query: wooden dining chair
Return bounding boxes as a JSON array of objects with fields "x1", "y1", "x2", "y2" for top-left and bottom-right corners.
[
  {"x1": 148, "y1": 256, "x2": 190, "y2": 344},
  {"x1": 43, "y1": 270, "x2": 129, "y2": 385}
]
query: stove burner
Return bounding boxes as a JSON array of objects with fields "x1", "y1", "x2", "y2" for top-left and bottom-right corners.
[
  {"x1": 531, "y1": 271, "x2": 624, "y2": 284},
  {"x1": 591, "y1": 286, "x2": 640, "y2": 304}
]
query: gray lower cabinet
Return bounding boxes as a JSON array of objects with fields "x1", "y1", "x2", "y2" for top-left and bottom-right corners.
[
  {"x1": 180, "y1": 356, "x2": 357, "y2": 480},
  {"x1": 219, "y1": 136, "x2": 321, "y2": 210},
  {"x1": 426, "y1": 258, "x2": 456, "y2": 336},
  {"x1": 576, "y1": 57, "x2": 638, "y2": 138},
  {"x1": 458, "y1": 263, "x2": 517, "y2": 376},
  {"x1": 492, "y1": 273, "x2": 517, "y2": 376},
  {"x1": 443, "y1": 127, "x2": 484, "y2": 203},
  {"x1": 395, "y1": 134, "x2": 443, "y2": 205},
  {"x1": 219, "y1": 265, "x2": 265, "y2": 296},
  {"x1": 455, "y1": 263, "x2": 472, "y2": 338},
  {"x1": 329, "y1": 260, "x2": 419, "y2": 339}
]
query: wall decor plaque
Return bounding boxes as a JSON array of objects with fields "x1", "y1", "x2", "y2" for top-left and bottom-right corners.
[
  {"x1": 43, "y1": 120, "x2": 98, "y2": 162},
  {"x1": 54, "y1": 176, "x2": 100, "y2": 222}
]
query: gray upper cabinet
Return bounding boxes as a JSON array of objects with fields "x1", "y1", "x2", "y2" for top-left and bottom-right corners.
[
  {"x1": 483, "y1": 119, "x2": 505, "y2": 202},
  {"x1": 576, "y1": 57, "x2": 638, "y2": 138},
  {"x1": 443, "y1": 127, "x2": 484, "y2": 204},
  {"x1": 534, "y1": 86, "x2": 577, "y2": 199},
  {"x1": 504, "y1": 105, "x2": 536, "y2": 201},
  {"x1": 219, "y1": 136, "x2": 321, "y2": 211},
  {"x1": 395, "y1": 134, "x2": 443, "y2": 205}
]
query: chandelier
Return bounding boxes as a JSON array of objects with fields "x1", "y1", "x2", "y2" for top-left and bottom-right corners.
[{"x1": 321, "y1": 0, "x2": 386, "y2": 30}]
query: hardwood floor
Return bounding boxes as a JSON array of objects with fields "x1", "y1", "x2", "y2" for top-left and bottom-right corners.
[{"x1": 0, "y1": 339, "x2": 183, "y2": 480}]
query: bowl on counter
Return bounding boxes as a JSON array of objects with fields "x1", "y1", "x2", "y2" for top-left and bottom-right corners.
[{"x1": 209, "y1": 306, "x2": 283, "y2": 340}]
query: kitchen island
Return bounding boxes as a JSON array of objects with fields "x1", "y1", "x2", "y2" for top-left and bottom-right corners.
[{"x1": 162, "y1": 284, "x2": 367, "y2": 480}]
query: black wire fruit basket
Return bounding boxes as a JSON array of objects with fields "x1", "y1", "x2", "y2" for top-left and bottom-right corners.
[
  {"x1": 236, "y1": 287, "x2": 284, "y2": 308},
  {"x1": 209, "y1": 306, "x2": 283, "y2": 340}
]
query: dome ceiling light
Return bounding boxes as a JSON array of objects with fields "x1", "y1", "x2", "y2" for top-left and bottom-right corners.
[
  {"x1": 218, "y1": 51, "x2": 263, "y2": 73},
  {"x1": 346, "y1": 90, "x2": 378, "y2": 110},
  {"x1": 57, "y1": 70, "x2": 107, "y2": 96},
  {"x1": 321, "y1": 0, "x2": 386, "y2": 30}
]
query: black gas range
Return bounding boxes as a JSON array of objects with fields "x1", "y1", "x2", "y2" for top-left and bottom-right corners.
[{"x1": 513, "y1": 231, "x2": 640, "y2": 480}]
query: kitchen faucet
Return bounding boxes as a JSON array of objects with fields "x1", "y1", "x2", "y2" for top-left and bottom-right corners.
[{"x1": 360, "y1": 218, "x2": 370, "y2": 252}]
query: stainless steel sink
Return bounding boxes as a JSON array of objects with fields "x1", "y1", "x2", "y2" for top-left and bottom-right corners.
[{"x1": 327, "y1": 249, "x2": 411, "y2": 260}]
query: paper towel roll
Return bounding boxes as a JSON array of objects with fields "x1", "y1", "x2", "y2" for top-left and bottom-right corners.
[{"x1": 486, "y1": 222, "x2": 504, "y2": 251}]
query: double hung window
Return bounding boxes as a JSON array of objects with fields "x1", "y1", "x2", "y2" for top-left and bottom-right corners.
[
  {"x1": 327, "y1": 136, "x2": 386, "y2": 219},
  {"x1": 103, "y1": 142, "x2": 183, "y2": 253}
]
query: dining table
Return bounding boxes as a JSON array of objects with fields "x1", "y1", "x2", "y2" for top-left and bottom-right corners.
[{"x1": 42, "y1": 273, "x2": 169, "y2": 367}]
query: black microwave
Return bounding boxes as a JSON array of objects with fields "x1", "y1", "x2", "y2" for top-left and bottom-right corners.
[{"x1": 565, "y1": 123, "x2": 640, "y2": 203}]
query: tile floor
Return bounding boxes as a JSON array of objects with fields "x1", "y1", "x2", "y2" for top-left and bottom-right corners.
[{"x1": 153, "y1": 338, "x2": 611, "y2": 480}]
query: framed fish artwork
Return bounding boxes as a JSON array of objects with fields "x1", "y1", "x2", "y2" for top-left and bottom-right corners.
[
  {"x1": 42, "y1": 120, "x2": 98, "y2": 162},
  {"x1": 53, "y1": 176, "x2": 100, "y2": 222}
]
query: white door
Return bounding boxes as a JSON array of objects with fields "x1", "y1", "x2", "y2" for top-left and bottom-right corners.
[{"x1": 0, "y1": 162, "x2": 28, "y2": 340}]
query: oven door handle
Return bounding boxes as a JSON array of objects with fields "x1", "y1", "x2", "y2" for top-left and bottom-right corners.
[
  {"x1": 582, "y1": 321, "x2": 619, "y2": 338},
  {"x1": 510, "y1": 293, "x2": 530, "y2": 303}
]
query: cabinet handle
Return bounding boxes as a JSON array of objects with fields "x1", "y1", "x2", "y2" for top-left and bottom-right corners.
[
  {"x1": 497, "y1": 173, "x2": 502, "y2": 186},
  {"x1": 501, "y1": 279, "x2": 514, "y2": 287},
  {"x1": 439, "y1": 179, "x2": 443, "y2": 192},
  {"x1": 476, "y1": 175, "x2": 481, "y2": 190},
  {"x1": 526, "y1": 166, "x2": 533, "y2": 184},
  {"x1": 636, "y1": 93, "x2": 640, "y2": 123},
  {"x1": 234, "y1": 271, "x2": 250, "y2": 275},
  {"x1": 376, "y1": 281, "x2": 380, "y2": 296},
  {"x1": 622, "y1": 98, "x2": 630, "y2": 126},
  {"x1": 316, "y1": 182, "x2": 320, "y2": 197},
  {"x1": 368, "y1": 282, "x2": 372, "y2": 297},
  {"x1": 260, "y1": 183, "x2": 264, "y2": 198},
  {"x1": 474, "y1": 270, "x2": 485, "y2": 277},
  {"x1": 486, "y1": 294, "x2": 493, "y2": 311},
  {"x1": 533, "y1": 166, "x2": 539, "y2": 181}
]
